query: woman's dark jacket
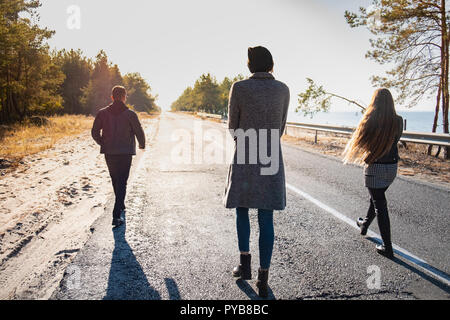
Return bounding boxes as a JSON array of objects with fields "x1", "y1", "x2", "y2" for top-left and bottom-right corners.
[{"x1": 374, "y1": 115, "x2": 404, "y2": 164}]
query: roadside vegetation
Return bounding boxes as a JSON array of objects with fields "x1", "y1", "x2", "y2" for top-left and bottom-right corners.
[
  {"x1": 171, "y1": 73, "x2": 244, "y2": 116},
  {"x1": 0, "y1": 1, "x2": 160, "y2": 170},
  {"x1": 0, "y1": 110, "x2": 159, "y2": 171},
  {"x1": 297, "y1": 0, "x2": 449, "y2": 158},
  {"x1": 0, "y1": 1, "x2": 160, "y2": 125},
  {"x1": 0, "y1": 115, "x2": 92, "y2": 168}
]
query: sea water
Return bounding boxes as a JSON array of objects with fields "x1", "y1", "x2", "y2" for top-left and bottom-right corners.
[{"x1": 288, "y1": 111, "x2": 444, "y2": 133}]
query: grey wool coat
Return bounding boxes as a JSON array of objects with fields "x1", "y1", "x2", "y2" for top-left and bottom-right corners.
[{"x1": 223, "y1": 72, "x2": 290, "y2": 211}]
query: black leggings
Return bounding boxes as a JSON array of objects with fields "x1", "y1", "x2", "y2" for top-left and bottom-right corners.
[
  {"x1": 368, "y1": 187, "x2": 387, "y2": 202},
  {"x1": 364, "y1": 187, "x2": 392, "y2": 248}
]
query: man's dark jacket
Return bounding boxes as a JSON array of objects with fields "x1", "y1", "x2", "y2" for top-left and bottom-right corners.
[{"x1": 91, "y1": 101, "x2": 145, "y2": 155}]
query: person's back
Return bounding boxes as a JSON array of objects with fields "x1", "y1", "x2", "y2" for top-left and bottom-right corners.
[
  {"x1": 224, "y1": 46, "x2": 290, "y2": 299},
  {"x1": 232, "y1": 74, "x2": 289, "y2": 132},
  {"x1": 92, "y1": 101, "x2": 145, "y2": 156},
  {"x1": 91, "y1": 86, "x2": 145, "y2": 228},
  {"x1": 374, "y1": 115, "x2": 404, "y2": 164},
  {"x1": 225, "y1": 71, "x2": 290, "y2": 210}
]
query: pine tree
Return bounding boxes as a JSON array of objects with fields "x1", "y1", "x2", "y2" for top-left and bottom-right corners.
[
  {"x1": 0, "y1": 0, "x2": 64, "y2": 123},
  {"x1": 171, "y1": 74, "x2": 244, "y2": 114},
  {"x1": 53, "y1": 49, "x2": 92, "y2": 114},
  {"x1": 81, "y1": 50, "x2": 122, "y2": 114},
  {"x1": 123, "y1": 72, "x2": 157, "y2": 113},
  {"x1": 345, "y1": 0, "x2": 449, "y2": 158}
]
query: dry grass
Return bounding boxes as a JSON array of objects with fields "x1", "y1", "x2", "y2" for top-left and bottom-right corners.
[
  {"x1": 0, "y1": 115, "x2": 93, "y2": 164},
  {"x1": 137, "y1": 111, "x2": 161, "y2": 120},
  {"x1": 171, "y1": 111, "x2": 224, "y2": 123},
  {"x1": 191, "y1": 113, "x2": 224, "y2": 123},
  {"x1": 197, "y1": 116, "x2": 223, "y2": 123},
  {"x1": 0, "y1": 112, "x2": 159, "y2": 169}
]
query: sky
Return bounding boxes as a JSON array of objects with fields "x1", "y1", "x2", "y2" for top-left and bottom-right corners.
[{"x1": 37, "y1": 0, "x2": 435, "y2": 116}]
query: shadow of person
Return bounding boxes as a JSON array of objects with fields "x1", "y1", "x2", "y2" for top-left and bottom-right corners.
[
  {"x1": 236, "y1": 279, "x2": 276, "y2": 300},
  {"x1": 164, "y1": 278, "x2": 182, "y2": 300},
  {"x1": 104, "y1": 221, "x2": 161, "y2": 300},
  {"x1": 367, "y1": 236, "x2": 450, "y2": 294}
]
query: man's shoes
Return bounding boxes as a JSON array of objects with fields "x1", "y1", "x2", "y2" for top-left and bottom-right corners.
[{"x1": 112, "y1": 217, "x2": 124, "y2": 228}]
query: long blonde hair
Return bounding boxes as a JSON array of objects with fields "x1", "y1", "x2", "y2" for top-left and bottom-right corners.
[{"x1": 343, "y1": 88, "x2": 400, "y2": 165}]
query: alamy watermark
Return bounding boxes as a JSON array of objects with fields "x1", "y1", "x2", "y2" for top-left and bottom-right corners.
[
  {"x1": 170, "y1": 121, "x2": 281, "y2": 176},
  {"x1": 366, "y1": 265, "x2": 381, "y2": 289},
  {"x1": 67, "y1": 5, "x2": 81, "y2": 30},
  {"x1": 63, "y1": 265, "x2": 81, "y2": 290}
]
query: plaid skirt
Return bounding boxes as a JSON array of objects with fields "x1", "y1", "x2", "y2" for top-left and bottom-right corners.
[{"x1": 364, "y1": 163, "x2": 398, "y2": 189}]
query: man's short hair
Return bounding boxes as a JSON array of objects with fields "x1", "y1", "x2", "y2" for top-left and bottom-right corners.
[{"x1": 112, "y1": 86, "x2": 127, "y2": 101}]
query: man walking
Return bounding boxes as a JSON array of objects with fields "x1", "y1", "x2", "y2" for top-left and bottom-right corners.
[{"x1": 91, "y1": 86, "x2": 146, "y2": 227}]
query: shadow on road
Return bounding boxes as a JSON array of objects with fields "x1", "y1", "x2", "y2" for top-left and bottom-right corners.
[
  {"x1": 367, "y1": 236, "x2": 450, "y2": 294},
  {"x1": 165, "y1": 277, "x2": 182, "y2": 300},
  {"x1": 236, "y1": 279, "x2": 276, "y2": 300},
  {"x1": 104, "y1": 220, "x2": 162, "y2": 300}
]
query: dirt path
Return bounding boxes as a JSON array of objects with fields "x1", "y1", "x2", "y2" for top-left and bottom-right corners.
[{"x1": 0, "y1": 117, "x2": 159, "y2": 299}]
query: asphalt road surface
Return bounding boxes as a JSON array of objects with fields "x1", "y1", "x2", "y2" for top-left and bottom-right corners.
[{"x1": 53, "y1": 112, "x2": 450, "y2": 300}]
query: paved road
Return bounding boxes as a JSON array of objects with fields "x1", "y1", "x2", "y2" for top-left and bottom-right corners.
[{"x1": 53, "y1": 112, "x2": 450, "y2": 300}]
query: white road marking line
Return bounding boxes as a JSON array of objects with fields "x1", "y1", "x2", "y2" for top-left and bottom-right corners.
[
  {"x1": 286, "y1": 183, "x2": 450, "y2": 287},
  {"x1": 196, "y1": 115, "x2": 450, "y2": 288}
]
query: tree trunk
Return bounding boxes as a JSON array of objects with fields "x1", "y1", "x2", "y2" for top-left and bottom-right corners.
[
  {"x1": 6, "y1": 68, "x2": 14, "y2": 123},
  {"x1": 441, "y1": 0, "x2": 449, "y2": 159},
  {"x1": 0, "y1": 89, "x2": 5, "y2": 124},
  {"x1": 435, "y1": 146, "x2": 442, "y2": 158},
  {"x1": 429, "y1": 80, "x2": 442, "y2": 155}
]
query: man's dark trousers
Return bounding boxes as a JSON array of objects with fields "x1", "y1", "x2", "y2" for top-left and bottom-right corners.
[{"x1": 105, "y1": 154, "x2": 133, "y2": 220}]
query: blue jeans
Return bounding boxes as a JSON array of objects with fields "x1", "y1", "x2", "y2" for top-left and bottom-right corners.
[{"x1": 236, "y1": 207, "x2": 274, "y2": 269}]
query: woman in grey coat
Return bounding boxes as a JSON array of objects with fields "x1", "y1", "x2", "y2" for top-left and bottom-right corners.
[{"x1": 223, "y1": 46, "x2": 290, "y2": 297}]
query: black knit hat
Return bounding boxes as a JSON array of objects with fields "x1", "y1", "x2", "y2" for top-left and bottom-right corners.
[{"x1": 247, "y1": 46, "x2": 274, "y2": 73}]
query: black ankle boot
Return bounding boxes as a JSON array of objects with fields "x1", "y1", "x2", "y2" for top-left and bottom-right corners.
[
  {"x1": 357, "y1": 200, "x2": 376, "y2": 236},
  {"x1": 376, "y1": 244, "x2": 394, "y2": 259},
  {"x1": 356, "y1": 218, "x2": 369, "y2": 236},
  {"x1": 374, "y1": 199, "x2": 394, "y2": 259},
  {"x1": 232, "y1": 254, "x2": 252, "y2": 280},
  {"x1": 256, "y1": 268, "x2": 269, "y2": 298}
]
